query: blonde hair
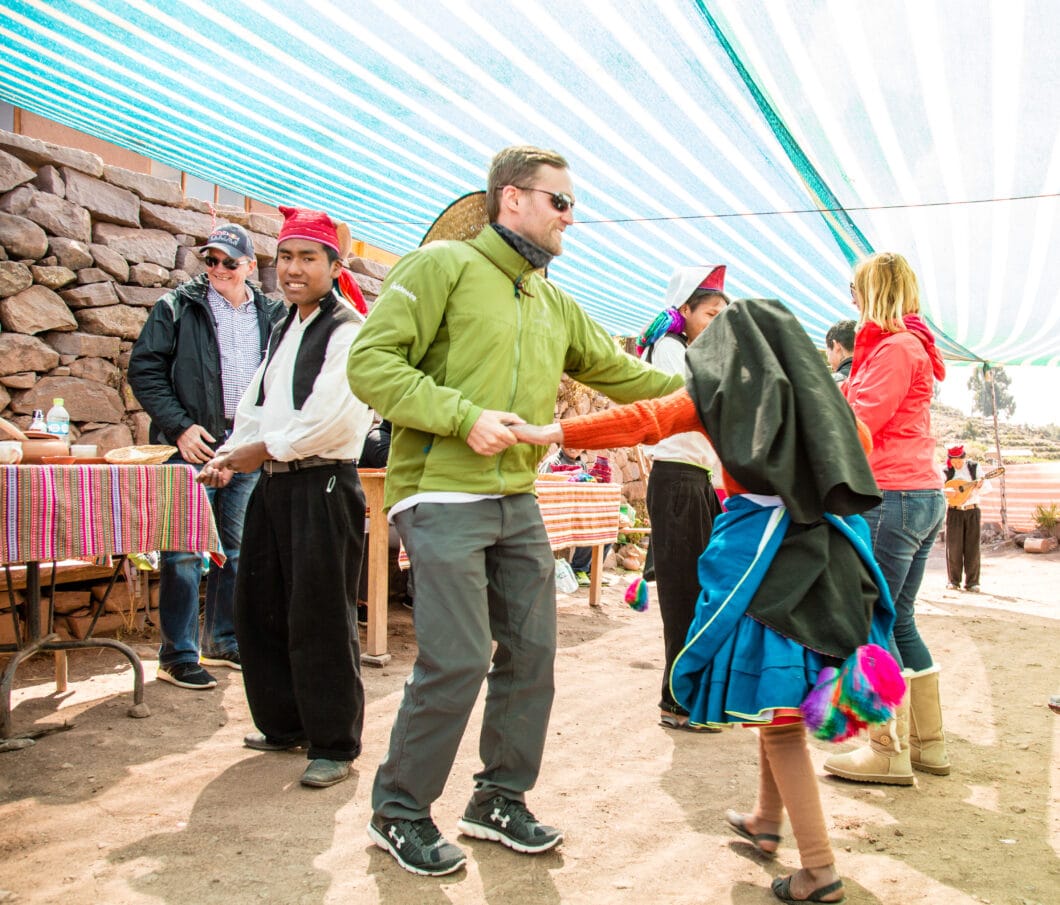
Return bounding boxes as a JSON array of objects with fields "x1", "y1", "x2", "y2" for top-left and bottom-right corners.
[
  {"x1": 486, "y1": 146, "x2": 569, "y2": 220},
  {"x1": 853, "y1": 252, "x2": 920, "y2": 333}
]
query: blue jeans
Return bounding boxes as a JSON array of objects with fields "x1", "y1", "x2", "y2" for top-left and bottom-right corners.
[
  {"x1": 570, "y1": 544, "x2": 610, "y2": 574},
  {"x1": 861, "y1": 489, "x2": 945, "y2": 672},
  {"x1": 158, "y1": 463, "x2": 259, "y2": 667}
]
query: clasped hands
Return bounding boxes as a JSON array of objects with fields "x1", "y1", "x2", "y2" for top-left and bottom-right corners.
[
  {"x1": 467, "y1": 410, "x2": 563, "y2": 454},
  {"x1": 196, "y1": 441, "x2": 270, "y2": 487}
]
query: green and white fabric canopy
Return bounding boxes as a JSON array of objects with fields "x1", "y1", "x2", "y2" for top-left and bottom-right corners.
[{"x1": 2, "y1": 1, "x2": 1058, "y2": 363}]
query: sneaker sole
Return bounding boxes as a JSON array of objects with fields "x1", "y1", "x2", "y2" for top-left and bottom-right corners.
[
  {"x1": 156, "y1": 670, "x2": 217, "y2": 690},
  {"x1": 366, "y1": 823, "x2": 467, "y2": 876},
  {"x1": 456, "y1": 817, "x2": 563, "y2": 854},
  {"x1": 199, "y1": 656, "x2": 241, "y2": 670}
]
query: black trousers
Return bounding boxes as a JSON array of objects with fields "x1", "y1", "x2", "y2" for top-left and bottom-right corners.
[
  {"x1": 646, "y1": 461, "x2": 721, "y2": 713},
  {"x1": 945, "y1": 506, "x2": 981, "y2": 588},
  {"x1": 234, "y1": 463, "x2": 366, "y2": 761}
]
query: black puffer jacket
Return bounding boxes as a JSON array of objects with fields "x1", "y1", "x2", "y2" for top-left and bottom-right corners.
[{"x1": 128, "y1": 274, "x2": 284, "y2": 446}]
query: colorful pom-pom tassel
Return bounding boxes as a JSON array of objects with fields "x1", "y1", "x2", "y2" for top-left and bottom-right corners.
[
  {"x1": 635, "y1": 307, "x2": 685, "y2": 357},
  {"x1": 624, "y1": 577, "x2": 649, "y2": 612},
  {"x1": 800, "y1": 666, "x2": 840, "y2": 733},
  {"x1": 801, "y1": 644, "x2": 905, "y2": 743},
  {"x1": 839, "y1": 643, "x2": 906, "y2": 724}
]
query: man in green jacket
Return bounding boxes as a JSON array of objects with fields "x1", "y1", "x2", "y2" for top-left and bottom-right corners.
[{"x1": 348, "y1": 146, "x2": 682, "y2": 877}]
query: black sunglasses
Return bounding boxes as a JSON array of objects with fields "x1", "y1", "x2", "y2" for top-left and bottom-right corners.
[
  {"x1": 511, "y1": 186, "x2": 575, "y2": 212},
  {"x1": 204, "y1": 255, "x2": 243, "y2": 271}
]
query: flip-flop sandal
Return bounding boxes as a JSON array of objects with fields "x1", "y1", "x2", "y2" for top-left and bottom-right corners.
[
  {"x1": 660, "y1": 712, "x2": 722, "y2": 733},
  {"x1": 771, "y1": 875, "x2": 846, "y2": 904},
  {"x1": 724, "y1": 809, "x2": 780, "y2": 857}
]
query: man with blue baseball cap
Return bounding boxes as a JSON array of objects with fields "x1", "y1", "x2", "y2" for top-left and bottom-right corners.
[{"x1": 129, "y1": 223, "x2": 283, "y2": 690}]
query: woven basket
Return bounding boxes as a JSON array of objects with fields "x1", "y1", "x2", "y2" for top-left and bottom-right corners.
[
  {"x1": 420, "y1": 191, "x2": 489, "y2": 246},
  {"x1": 104, "y1": 444, "x2": 177, "y2": 466}
]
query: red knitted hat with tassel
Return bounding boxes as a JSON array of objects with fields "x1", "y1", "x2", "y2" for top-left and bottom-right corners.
[{"x1": 277, "y1": 206, "x2": 367, "y2": 315}]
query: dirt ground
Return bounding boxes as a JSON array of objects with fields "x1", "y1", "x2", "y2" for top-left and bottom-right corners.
[{"x1": 1, "y1": 543, "x2": 1058, "y2": 905}]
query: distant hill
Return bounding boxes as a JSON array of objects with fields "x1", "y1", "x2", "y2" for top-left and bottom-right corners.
[{"x1": 931, "y1": 402, "x2": 1060, "y2": 462}]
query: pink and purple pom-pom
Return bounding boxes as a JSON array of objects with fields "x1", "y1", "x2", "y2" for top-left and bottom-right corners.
[
  {"x1": 839, "y1": 643, "x2": 906, "y2": 724},
  {"x1": 624, "y1": 577, "x2": 649, "y2": 612},
  {"x1": 635, "y1": 307, "x2": 686, "y2": 357},
  {"x1": 801, "y1": 645, "x2": 905, "y2": 743}
]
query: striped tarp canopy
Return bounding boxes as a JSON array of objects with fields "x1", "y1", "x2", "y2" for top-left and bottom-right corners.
[{"x1": 2, "y1": 1, "x2": 1058, "y2": 364}]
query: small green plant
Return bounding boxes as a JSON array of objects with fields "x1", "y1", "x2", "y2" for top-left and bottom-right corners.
[{"x1": 1032, "y1": 502, "x2": 1060, "y2": 530}]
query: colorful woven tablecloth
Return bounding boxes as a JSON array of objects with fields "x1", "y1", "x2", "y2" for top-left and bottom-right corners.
[
  {"x1": 0, "y1": 464, "x2": 223, "y2": 565},
  {"x1": 534, "y1": 478, "x2": 623, "y2": 549},
  {"x1": 396, "y1": 478, "x2": 623, "y2": 569}
]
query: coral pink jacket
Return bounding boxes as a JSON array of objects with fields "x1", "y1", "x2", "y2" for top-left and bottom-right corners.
[{"x1": 843, "y1": 329, "x2": 943, "y2": 490}]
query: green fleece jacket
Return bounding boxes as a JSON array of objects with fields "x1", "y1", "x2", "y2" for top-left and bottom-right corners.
[{"x1": 347, "y1": 225, "x2": 683, "y2": 510}]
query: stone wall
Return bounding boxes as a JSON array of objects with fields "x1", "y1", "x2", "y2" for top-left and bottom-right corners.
[{"x1": 0, "y1": 127, "x2": 386, "y2": 451}]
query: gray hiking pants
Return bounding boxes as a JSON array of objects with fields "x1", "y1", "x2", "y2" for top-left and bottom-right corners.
[{"x1": 372, "y1": 495, "x2": 557, "y2": 819}]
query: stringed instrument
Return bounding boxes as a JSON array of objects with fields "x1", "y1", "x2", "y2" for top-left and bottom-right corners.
[{"x1": 945, "y1": 467, "x2": 1003, "y2": 508}]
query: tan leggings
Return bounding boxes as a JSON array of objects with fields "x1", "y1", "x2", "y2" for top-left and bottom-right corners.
[{"x1": 755, "y1": 721, "x2": 834, "y2": 869}]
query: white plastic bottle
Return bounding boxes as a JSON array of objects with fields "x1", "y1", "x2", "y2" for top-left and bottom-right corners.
[{"x1": 45, "y1": 397, "x2": 70, "y2": 444}]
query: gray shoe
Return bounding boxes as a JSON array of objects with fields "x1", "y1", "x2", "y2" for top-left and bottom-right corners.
[
  {"x1": 243, "y1": 732, "x2": 308, "y2": 752},
  {"x1": 456, "y1": 794, "x2": 563, "y2": 853},
  {"x1": 367, "y1": 814, "x2": 466, "y2": 876},
  {"x1": 300, "y1": 758, "x2": 351, "y2": 788}
]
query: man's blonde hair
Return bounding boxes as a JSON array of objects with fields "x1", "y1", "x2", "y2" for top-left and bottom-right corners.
[
  {"x1": 486, "y1": 146, "x2": 569, "y2": 220},
  {"x1": 853, "y1": 251, "x2": 920, "y2": 332}
]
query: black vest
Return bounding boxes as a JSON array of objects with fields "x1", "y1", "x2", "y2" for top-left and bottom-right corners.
[
  {"x1": 256, "y1": 291, "x2": 357, "y2": 410},
  {"x1": 944, "y1": 462, "x2": 977, "y2": 481}
]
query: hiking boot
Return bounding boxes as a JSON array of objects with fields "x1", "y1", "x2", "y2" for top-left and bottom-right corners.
[
  {"x1": 200, "y1": 650, "x2": 241, "y2": 670},
  {"x1": 456, "y1": 795, "x2": 563, "y2": 853},
  {"x1": 243, "y1": 732, "x2": 308, "y2": 752},
  {"x1": 157, "y1": 662, "x2": 217, "y2": 690},
  {"x1": 574, "y1": 570, "x2": 591, "y2": 588},
  {"x1": 368, "y1": 814, "x2": 467, "y2": 876},
  {"x1": 300, "y1": 758, "x2": 351, "y2": 788},
  {"x1": 357, "y1": 603, "x2": 368, "y2": 627}
]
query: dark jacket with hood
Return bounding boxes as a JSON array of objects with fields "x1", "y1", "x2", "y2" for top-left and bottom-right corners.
[{"x1": 128, "y1": 273, "x2": 284, "y2": 446}]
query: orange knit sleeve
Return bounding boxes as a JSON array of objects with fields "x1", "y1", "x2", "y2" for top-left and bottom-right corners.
[{"x1": 559, "y1": 388, "x2": 705, "y2": 449}]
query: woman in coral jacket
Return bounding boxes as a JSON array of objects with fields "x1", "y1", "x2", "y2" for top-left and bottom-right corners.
[{"x1": 823, "y1": 252, "x2": 951, "y2": 787}]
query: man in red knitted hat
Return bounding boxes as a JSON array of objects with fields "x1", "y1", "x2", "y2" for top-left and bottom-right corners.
[
  {"x1": 348, "y1": 146, "x2": 682, "y2": 876},
  {"x1": 942, "y1": 443, "x2": 992, "y2": 592},
  {"x1": 200, "y1": 206, "x2": 372, "y2": 789}
]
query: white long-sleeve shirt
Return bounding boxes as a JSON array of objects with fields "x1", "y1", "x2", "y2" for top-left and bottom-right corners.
[
  {"x1": 219, "y1": 303, "x2": 371, "y2": 462},
  {"x1": 643, "y1": 333, "x2": 719, "y2": 471}
]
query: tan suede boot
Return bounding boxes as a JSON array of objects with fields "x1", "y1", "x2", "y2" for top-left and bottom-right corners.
[
  {"x1": 908, "y1": 665, "x2": 951, "y2": 775},
  {"x1": 823, "y1": 690, "x2": 914, "y2": 786}
]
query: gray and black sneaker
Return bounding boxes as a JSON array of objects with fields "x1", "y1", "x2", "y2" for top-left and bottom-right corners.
[
  {"x1": 367, "y1": 814, "x2": 467, "y2": 876},
  {"x1": 456, "y1": 795, "x2": 563, "y2": 854}
]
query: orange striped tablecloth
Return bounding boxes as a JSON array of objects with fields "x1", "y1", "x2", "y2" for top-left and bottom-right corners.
[
  {"x1": 534, "y1": 478, "x2": 623, "y2": 549},
  {"x1": 0, "y1": 464, "x2": 223, "y2": 565},
  {"x1": 396, "y1": 478, "x2": 623, "y2": 569}
]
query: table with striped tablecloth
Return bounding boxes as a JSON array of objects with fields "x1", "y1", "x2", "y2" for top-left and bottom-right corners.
[
  {"x1": 1, "y1": 463, "x2": 221, "y2": 565},
  {"x1": 533, "y1": 476, "x2": 623, "y2": 550},
  {"x1": 0, "y1": 463, "x2": 223, "y2": 742}
]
